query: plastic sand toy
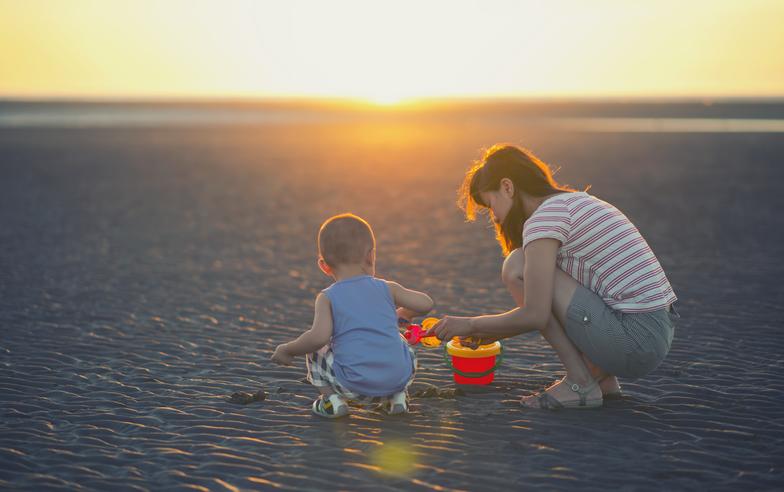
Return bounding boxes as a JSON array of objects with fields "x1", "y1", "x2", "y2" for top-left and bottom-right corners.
[
  {"x1": 402, "y1": 317, "x2": 504, "y2": 384},
  {"x1": 402, "y1": 317, "x2": 442, "y2": 347},
  {"x1": 444, "y1": 339, "x2": 503, "y2": 385}
]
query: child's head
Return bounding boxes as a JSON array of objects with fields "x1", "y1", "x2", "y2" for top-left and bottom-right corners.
[
  {"x1": 458, "y1": 144, "x2": 576, "y2": 256},
  {"x1": 317, "y1": 213, "x2": 376, "y2": 276}
]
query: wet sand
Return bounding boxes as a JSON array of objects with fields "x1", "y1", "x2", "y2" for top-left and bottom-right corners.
[{"x1": 1, "y1": 116, "x2": 783, "y2": 490}]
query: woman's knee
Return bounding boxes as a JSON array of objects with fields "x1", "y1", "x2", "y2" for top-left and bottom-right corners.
[{"x1": 501, "y1": 248, "x2": 525, "y2": 286}]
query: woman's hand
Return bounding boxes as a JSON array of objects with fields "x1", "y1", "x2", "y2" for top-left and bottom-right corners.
[
  {"x1": 425, "y1": 316, "x2": 474, "y2": 341},
  {"x1": 271, "y1": 344, "x2": 294, "y2": 366}
]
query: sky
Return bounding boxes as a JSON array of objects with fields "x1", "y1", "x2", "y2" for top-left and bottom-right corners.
[{"x1": 1, "y1": 0, "x2": 782, "y2": 102}]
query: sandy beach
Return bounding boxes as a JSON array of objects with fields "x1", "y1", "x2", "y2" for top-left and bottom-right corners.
[{"x1": 1, "y1": 105, "x2": 783, "y2": 490}]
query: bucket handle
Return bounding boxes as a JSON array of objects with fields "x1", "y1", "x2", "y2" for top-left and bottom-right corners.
[{"x1": 443, "y1": 343, "x2": 504, "y2": 379}]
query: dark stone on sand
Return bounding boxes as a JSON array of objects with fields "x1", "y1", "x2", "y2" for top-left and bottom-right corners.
[
  {"x1": 411, "y1": 384, "x2": 465, "y2": 399},
  {"x1": 227, "y1": 389, "x2": 266, "y2": 405}
]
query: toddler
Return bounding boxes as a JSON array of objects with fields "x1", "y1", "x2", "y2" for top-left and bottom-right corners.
[{"x1": 271, "y1": 213, "x2": 433, "y2": 418}]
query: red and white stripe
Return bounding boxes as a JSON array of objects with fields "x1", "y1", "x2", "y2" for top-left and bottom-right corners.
[{"x1": 523, "y1": 192, "x2": 677, "y2": 313}]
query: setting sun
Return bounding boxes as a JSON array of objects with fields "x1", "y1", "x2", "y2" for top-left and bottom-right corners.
[{"x1": 369, "y1": 96, "x2": 404, "y2": 106}]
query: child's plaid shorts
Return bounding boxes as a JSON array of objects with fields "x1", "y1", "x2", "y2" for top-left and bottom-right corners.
[{"x1": 306, "y1": 343, "x2": 417, "y2": 407}]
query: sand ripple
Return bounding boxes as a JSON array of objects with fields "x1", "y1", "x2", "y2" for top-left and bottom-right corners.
[{"x1": 2, "y1": 125, "x2": 784, "y2": 490}]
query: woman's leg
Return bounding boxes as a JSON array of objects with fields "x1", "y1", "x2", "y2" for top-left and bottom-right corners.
[
  {"x1": 501, "y1": 248, "x2": 527, "y2": 307},
  {"x1": 502, "y1": 249, "x2": 616, "y2": 403},
  {"x1": 582, "y1": 353, "x2": 621, "y2": 395}
]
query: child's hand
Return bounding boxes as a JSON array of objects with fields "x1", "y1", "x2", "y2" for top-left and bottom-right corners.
[{"x1": 271, "y1": 344, "x2": 294, "y2": 366}]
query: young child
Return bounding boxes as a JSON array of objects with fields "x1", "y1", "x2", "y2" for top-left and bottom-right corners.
[{"x1": 270, "y1": 213, "x2": 433, "y2": 418}]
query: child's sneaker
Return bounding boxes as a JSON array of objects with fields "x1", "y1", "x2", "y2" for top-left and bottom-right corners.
[
  {"x1": 385, "y1": 391, "x2": 408, "y2": 415},
  {"x1": 312, "y1": 394, "x2": 349, "y2": 418}
]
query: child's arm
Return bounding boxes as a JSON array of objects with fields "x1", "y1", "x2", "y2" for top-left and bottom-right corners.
[
  {"x1": 271, "y1": 293, "x2": 333, "y2": 366},
  {"x1": 386, "y1": 281, "x2": 434, "y2": 322}
]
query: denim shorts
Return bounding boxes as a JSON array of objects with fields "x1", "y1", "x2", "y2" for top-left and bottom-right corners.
[{"x1": 564, "y1": 285, "x2": 678, "y2": 379}]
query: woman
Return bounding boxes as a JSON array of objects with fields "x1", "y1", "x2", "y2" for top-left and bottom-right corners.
[{"x1": 427, "y1": 144, "x2": 679, "y2": 409}]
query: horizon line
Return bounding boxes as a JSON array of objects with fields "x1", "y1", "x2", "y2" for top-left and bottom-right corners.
[{"x1": 2, "y1": 94, "x2": 784, "y2": 106}]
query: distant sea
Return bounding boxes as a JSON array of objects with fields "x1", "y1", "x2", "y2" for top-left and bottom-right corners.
[{"x1": 1, "y1": 99, "x2": 783, "y2": 132}]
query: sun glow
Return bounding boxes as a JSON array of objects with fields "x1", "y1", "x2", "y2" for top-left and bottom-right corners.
[
  {"x1": 359, "y1": 89, "x2": 420, "y2": 107},
  {"x1": 0, "y1": 0, "x2": 782, "y2": 99},
  {"x1": 368, "y1": 95, "x2": 406, "y2": 106}
]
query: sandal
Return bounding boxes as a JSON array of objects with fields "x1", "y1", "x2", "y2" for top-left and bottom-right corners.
[
  {"x1": 523, "y1": 378, "x2": 603, "y2": 410},
  {"x1": 312, "y1": 394, "x2": 349, "y2": 418}
]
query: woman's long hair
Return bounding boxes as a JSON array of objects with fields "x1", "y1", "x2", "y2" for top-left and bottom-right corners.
[{"x1": 458, "y1": 144, "x2": 578, "y2": 256}]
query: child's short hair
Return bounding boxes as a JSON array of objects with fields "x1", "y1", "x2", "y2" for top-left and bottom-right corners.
[{"x1": 318, "y1": 213, "x2": 375, "y2": 268}]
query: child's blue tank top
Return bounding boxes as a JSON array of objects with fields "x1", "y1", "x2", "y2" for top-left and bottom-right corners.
[{"x1": 322, "y1": 275, "x2": 414, "y2": 397}]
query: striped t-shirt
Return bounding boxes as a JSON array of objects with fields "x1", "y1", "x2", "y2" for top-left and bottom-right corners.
[{"x1": 522, "y1": 192, "x2": 677, "y2": 313}]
